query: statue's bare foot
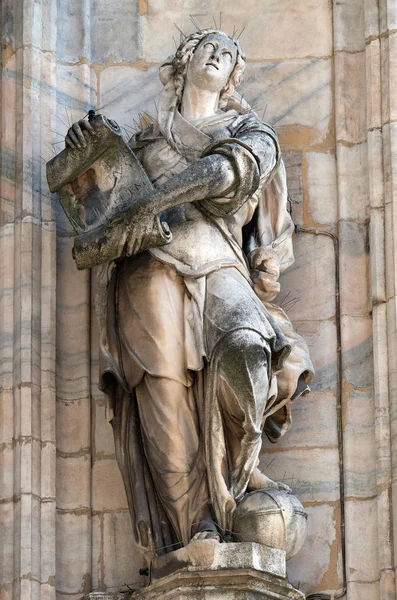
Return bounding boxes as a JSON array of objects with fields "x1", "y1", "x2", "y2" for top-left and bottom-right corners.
[
  {"x1": 247, "y1": 467, "x2": 292, "y2": 493},
  {"x1": 192, "y1": 531, "x2": 221, "y2": 541}
]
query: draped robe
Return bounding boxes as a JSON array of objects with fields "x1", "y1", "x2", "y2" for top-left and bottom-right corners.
[{"x1": 96, "y1": 106, "x2": 314, "y2": 558}]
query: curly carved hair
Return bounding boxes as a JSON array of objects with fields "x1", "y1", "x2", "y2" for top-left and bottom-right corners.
[{"x1": 169, "y1": 29, "x2": 246, "y2": 109}]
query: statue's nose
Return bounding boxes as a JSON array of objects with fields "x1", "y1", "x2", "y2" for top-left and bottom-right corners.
[{"x1": 210, "y1": 51, "x2": 220, "y2": 62}]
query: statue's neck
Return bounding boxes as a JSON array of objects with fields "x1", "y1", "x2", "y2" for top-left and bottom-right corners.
[{"x1": 180, "y1": 83, "x2": 220, "y2": 121}]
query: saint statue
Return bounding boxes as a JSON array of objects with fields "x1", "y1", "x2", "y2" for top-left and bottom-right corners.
[{"x1": 60, "y1": 28, "x2": 314, "y2": 560}]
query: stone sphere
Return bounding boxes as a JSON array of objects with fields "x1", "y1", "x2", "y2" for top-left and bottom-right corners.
[{"x1": 233, "y1": 489, "x2": 307, "y2": 560}]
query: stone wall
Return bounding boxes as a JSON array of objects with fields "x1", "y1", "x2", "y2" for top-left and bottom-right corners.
[{"x1": 1, "y1": 1, "x2": 397, "y2": 599}]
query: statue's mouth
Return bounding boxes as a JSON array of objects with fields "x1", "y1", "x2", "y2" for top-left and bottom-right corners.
[{"x1": 205, "y1": 62, "x2": 219, "y2": 70}]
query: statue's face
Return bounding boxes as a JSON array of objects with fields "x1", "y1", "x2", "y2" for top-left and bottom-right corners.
[{"x1": 186, "y1": 32, "x2": 238, "y2": 93}]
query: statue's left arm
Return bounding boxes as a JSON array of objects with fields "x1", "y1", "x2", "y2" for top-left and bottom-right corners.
[{"x1": 120, "y1": 118, "x2": 279, "y2": 223}]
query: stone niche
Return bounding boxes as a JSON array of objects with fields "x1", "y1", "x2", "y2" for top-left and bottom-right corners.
[{"x1": 1, "y1": 0, "x2": 394, "y2": 599}]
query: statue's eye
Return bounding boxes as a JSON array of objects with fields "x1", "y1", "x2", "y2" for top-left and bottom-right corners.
[
  {"x1": 204, "y1": 43, "x2": 216, "y2": 51},
  {"x1": 223, "y1": 51, "x2": 233, "y2": 60}
]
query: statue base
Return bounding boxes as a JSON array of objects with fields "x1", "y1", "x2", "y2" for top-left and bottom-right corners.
[{"x1": 84, "y1": 540, "x2": 304, "y2": 600}]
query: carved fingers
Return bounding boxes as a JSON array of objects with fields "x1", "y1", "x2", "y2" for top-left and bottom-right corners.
[
  {"x1": 248, "y1": 247, "x2": 280, "y2": 281},
  {"x1": 65, "y1": 119, "x2": 96, "y2": 149}
]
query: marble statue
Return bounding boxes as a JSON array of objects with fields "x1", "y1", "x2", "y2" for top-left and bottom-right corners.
[{"x1": 49, "y1": 29, "x2": 314, "y2": 562}]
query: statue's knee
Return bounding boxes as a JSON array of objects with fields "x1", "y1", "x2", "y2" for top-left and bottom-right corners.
[{"x1": 221, "y1": 329, "x2": 265, "y2": 364}]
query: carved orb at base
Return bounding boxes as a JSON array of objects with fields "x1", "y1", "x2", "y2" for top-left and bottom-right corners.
[{"x1": 233, "y1": 489, "x2": 308, "y2": 560}]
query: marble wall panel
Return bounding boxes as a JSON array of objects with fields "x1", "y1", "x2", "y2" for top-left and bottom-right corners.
[
  {"x1": 0, "y1": 501, "x2": 14, "y2": 589},
  {"x1": 379, "y1": 0, "x2": 397, "y2": 35},
  {"x1": 347, "y1": 581, "x2": 381, "y2": 600},
  {"x1": 292, "y1": 319, "x2": 337, "y2": 392},
  {"x1": 102, "y1": 512, "x2": 143, "y2": 591},
  {"x1": 344, "y1": 497, "x2": 380, "y2": 583},
  {"x1": 241, "y1": 59, "x2": 332, "y2": 149},
  {"x1": 56, "y1": 512, "x2": 92, "y2": 595},
  {"x1": 98, "y1": 65, "x2": 161, "y2": 135},
  {"x1": 56, "y1": 0, "x2": 91, "y2": 64},
  {"x1": 366, "y1": 39, "x2": 382, "y2": 130},
  {"x1": 91, "y1": 0, "x2": 140, "y2": 64},
  {"x1": 57, "y1": 455, "x2": 91, "y2": 510},
  {"x1": 339, "y1": 221, "x2": 370, "y2": 317},
  {"x1": 273, "y1": 390, "x2": 338, "y2": 450},
  {"x1": 368, "y1": 129, "x2": 385, "y2": 210},
  {"x1": 56, "y1": 236, "x2": 90, "y2": 397},
  {"x1": 277, "y1": 233, "x2": 336, "y2": 321},
  {"x1": 260, "y1": 446, "x2": 340, "y2": 504},
  {"x1": 343, "y1": 388, "x2": 377, "y2": 499},
  {"x1": 91, "y1": 514, "x2": 103, "y2": 591},
  {"x1": 365, "y1": 0, "x2": 380, "y2": 40},
  {"x1": 341, "y1": 315, "x2": 374, "y2": 388},
  {"x1": 92, "y1": 459, "x2": 129, "y2": 512},
  {"x1": 381, "y1": 32, "x2": 397, "y2": 126},
  {"x1": 382, "y1": 123, "x2": 397, "y2": 223},
  {"x1": 335, "y1": 51, "x2": 367, "y2": 145},
  {"x1": 333, "y1": 0, "x2": 365, "y2": 52},
  {"x1": 93, "y1": 403, "x2": 116, "y2": 458},
  {"x1": 142, "y1": 0, "x2": 333, "y2": 63},
  {"x1": 0, "y1": 224, "x2": 14, "y2": 389},
  {"x1": 287, "y1": 504, "x2": 342, "y2": 595},
  {"x1": 305, "y1": 151, "x2": 337, "y2": 224},
  {"x1": 283, "y1": 150, "x2": 304, "y2": 225},
  {"x1": 56, "y1": 399, "x2": 91, "y2": 455},
  {"x1": 336, "y1": 143, "x2": 369, "y2": 222}
]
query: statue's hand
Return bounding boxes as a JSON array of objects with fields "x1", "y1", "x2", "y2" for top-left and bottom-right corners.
[
  {"x1": 248, "y1": 247, "x2": 280, "y2": 280},
  {"x1": 65, "y1": 119, "x2": 96, "y2": 149},
  {"x1": 248, "y1": 247, "x2": 281, "y2": 302},
  {"x1": 124, "y1": 214, "x2": 159, "y2": 256}
]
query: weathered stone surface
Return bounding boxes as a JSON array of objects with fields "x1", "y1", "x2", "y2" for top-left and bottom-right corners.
[
  {"x1": 343, "y1": 389, "x2": 376, "y2": 498},
  {"x1": 339, "y1": 221, "x2": 370, "y2": 317},
  {"x1": 335, "y1": 51, "x2": 367, "y2": 145},
  {"x1": 92, "y1": 459, "x2": 128, "y2": 511},
  {"x1": 259, "y1": 447, "x2": 340, "y2": 504},
  {"x1": 133, "y1": 540, "x2": 303, "y2": 599},
  {"x1": 291, "y1": 319, "x2": 337, "y2": 392},
  {"x1": 241, "y1": 59, "x2": 332, "y2": 149},
  {"x1": 283, "y1": 151, "x2": 303, "y2": 225},
  {"x1": 56, "y1": 512, "x2": 91, "y2": 594},
  {"x1": 336, "y1": 143, "x2": 369, "y2": 222},
  {"x1": 94, "y1": 402, "x2": 116, "y2": 457},
  {"x1": 381, "y1": 32, "x2": 397, "y2": 125},
  {"x1": 142, "y1": 0, "x2": 332, "y2": 62},
  {"x1": 278, "y1": 233, "x2": 335, "y2": 321},
  {"x1": 56, "y1": 236, "x2": 90, "y2": 403},
  {"x1": 56, "y1": 0, "x2": 91, "y2": 63},
  {"x1": 379, "y1": 0, "x2": 397, "y2": 35},
  {"x1": 99, "y1": 65, "x2": 163, "y2": 132},
  {"x1": 340, "y1": 315, "x2": 373, "y2": 388},
  {"x1": 272, "y1": 390, "x2": 337, "y2": 450},
  {"x1": 103, "y1": 512, "x2": 143, "y2": 590},
  {"x1": 333, "y1": 0, "x2": 365, "y2": 52},
  {"x1": 366, "y1": 39, "x2": 382, "y2": 130},
  {"x1": 344, "y1": 498, "x2": 380, "y2": 583},
  {"x1": 305, "y1": 151, "x2": 337, "y2": 224},
  {"x1": 91, "y1": 0, "x2": 140, "y2": 64},
  {"x1": 57, "y1": 454, "x2": 91, "y2": 509},
  {"x1": 56, "y1": 399, "x2": 91, "y2": 454},
  {"x1": 152, "y1": 540, "x2": 286, "y2": 581},
  {"x1": 287, "y1": 504, "x2": 342, "y2": 595}
]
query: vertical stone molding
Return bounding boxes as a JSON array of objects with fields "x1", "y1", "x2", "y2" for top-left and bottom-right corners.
[
  {"x1": 0, "y1": 0, "x2": 57, "y2": 598},
  {"x1": 379, "y1": 0, "x2": 397, "y2": 597}
]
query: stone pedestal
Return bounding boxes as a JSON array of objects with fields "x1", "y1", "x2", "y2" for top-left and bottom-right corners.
[{"x1": 85, "y1": 541, "x2": 304, "y2": 600}]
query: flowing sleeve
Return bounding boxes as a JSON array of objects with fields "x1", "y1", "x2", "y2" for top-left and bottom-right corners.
[{"x1": 198, "y1": 114, "x2": 280, "y2": 217}]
